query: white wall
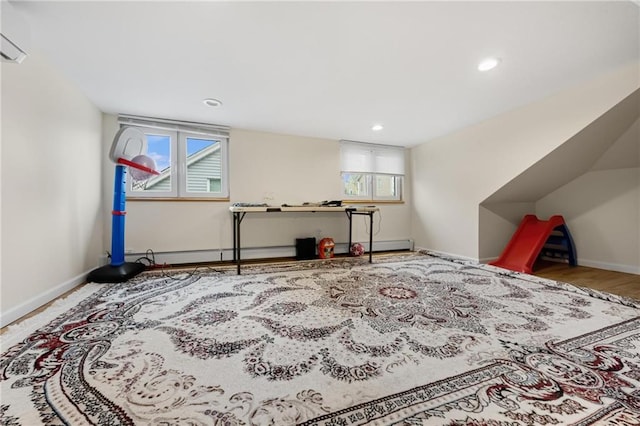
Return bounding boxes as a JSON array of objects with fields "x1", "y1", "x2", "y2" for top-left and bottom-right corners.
[
  {"x1": 536, "y1": 168, "x2": 639, "y2": 273},
  {"x1": 479, "y1": 202, "x2": 535, "y2": 262},
  {"x1": 535, "y1": 118, "x2": 640, "y2": 273},
  {"x1": 1, "y1": 50, "x2": 103, "y2": 326},
  {"x1": 411, "y1": 62, "x2": 640, "y2": 260},
  {"x1": 102, "y1": 117, "x2": 412, "y2": 261}
]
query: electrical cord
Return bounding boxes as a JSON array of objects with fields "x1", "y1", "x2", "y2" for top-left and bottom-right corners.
[
  {"x1": 134, "y1": 249, "x2": 157, "y2": 266},
  {"x1": 102, "y1": 249, "x2": 224, "y2": 282},
  {"x1": 135, "y1": 248, "x2": 226, "y2": 281},
  {"x1": 363, "y1": 210, "x2": 382, "y2": 236}
]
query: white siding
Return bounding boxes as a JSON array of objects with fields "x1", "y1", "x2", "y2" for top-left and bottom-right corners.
[
  {"x1": 187, "y1": 150, "x2": 222, "y2": 192},
  {"x1": 144, "y1": 146, "x2": 221, "y2": 192}
]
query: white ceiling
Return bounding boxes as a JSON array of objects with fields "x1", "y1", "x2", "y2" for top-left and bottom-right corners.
[{"x1": 11, "y1": 0, "x2": 640, "y2": 147}]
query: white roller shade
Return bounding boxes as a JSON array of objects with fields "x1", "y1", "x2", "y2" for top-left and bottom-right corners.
[{"x1": 340, "y1": 140, "x2": 405, "y2": 175}]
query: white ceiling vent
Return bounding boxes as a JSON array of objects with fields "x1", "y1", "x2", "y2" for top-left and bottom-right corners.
[{"x1": 1, "y1": 1, "x2": 30, "y2": 63}]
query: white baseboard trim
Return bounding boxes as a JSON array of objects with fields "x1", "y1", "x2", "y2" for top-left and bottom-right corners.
[
  {"x1": 477, "y1": 254, "x2": 639, "y2": 275},
  {"x1": 125, "y1": 239, "x2": 414, "y2": 266},
  {"x1": 415, "y1": 247, "x2": 479, "y2": 263},
  {"x1": 577, "y1": 259, "x2": 640, "y2": 275},
  {"x1": 1, "y1": 270, "x2": 90, "y2": 328}
]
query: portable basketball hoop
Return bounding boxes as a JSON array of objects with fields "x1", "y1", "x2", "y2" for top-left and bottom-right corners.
[
  {"x1": 87, "y1": 127, "x2": 159, "y2": 283},
  {"x1": 119, "y1": 155, "x2": 156, "y2": 190}
]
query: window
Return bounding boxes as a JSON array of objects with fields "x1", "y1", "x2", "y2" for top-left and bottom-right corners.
[
  {"x1": 207, "y1": 178, "x2": 222, "y2": 193},
  {"x1": 118, "y1": 115, "x2": 230, "y2": 199},
  {"x1": 340, "y1": 140, "x2": 405, "y2": 201}
]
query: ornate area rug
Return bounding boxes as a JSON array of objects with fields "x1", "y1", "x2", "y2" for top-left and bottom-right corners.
[{"x1": 2, "y1": 252, "x2": 640, "y2": 425}]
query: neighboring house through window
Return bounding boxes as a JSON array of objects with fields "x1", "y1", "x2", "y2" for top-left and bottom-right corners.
[{"x1": 119, "y1": 115, "x2": 230, "y2": 199}]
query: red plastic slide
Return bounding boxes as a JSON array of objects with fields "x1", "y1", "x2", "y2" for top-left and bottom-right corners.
[{"x1": 489, "y1": 214, "x2": 568, "y2": 274}]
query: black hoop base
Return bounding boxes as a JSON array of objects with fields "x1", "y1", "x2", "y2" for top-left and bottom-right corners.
[{"x1": 87, "y1": 262, "x2": 146, "y2": 283}]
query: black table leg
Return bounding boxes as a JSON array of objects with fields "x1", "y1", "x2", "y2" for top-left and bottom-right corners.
[
  {"x1": 233, "y1": 212, "x2": 246, "y2": 275},
  {"x1": 347, "y1": 211, "x2": 353, "y2": 251},
  {"x1": 232, "y1": 213, "x2": 237, "y2": 262},
  {"x1": 236, "y1": 214, "x2": 241, "y2": 274},
  {"x1": 368, "y1": 212, "x2": 373, "y2": 263}
]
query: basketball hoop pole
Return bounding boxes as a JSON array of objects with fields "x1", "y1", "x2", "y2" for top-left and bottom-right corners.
[
  {"x1": 110, "y1": 164, "x2": 127, "y2": 265},
  {"x1": 87, "y1": 164, "x2": 145, "y2": 283}
]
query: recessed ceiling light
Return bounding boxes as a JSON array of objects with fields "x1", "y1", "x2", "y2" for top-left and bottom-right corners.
[
  {"x1": 478, "y1": 57, "x2": 501, "y2": 72},
  {"x1": 371, "y1": 124, "x2": 384, "y2": 131},
  {"x1": 203, "y1": 98, "x2": 222, "y2": 107}
]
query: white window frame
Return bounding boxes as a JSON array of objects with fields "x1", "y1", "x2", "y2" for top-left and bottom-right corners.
[
  {"x1": 119, "y1": 115, "x2": 230, "y2": 199},
  {"x1": 373, "y1": 173, "x2": 403, "y2": 201},
  {"x1": 178, "y1": 131, "x2": 229, "y2": 199},
  {"x1": 340, "y1": 140, "x2": 405, "y2": 202},
  {"x1": 129, "y1": 126, "x2": 178, "y2": 197}
]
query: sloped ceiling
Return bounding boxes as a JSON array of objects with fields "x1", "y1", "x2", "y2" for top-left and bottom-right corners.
[
  {"x1": 7, "y1": 0, "x2": 640, "y2": 147},
  {"x1": 591, "y1": 117, "x2": 640, "y2": 171},
  {"x1": 482, "y1": 89, "x2": 640, "y2": 205}
]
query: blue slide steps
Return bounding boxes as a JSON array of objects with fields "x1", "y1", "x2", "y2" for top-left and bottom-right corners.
[{"x1": 541, "y1": 224, "x2": 577, "y2": 266}]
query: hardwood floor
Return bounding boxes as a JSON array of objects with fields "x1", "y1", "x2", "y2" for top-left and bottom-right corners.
[{"x1": 532, "y1": 260, "x2": 640, "y2": 300}]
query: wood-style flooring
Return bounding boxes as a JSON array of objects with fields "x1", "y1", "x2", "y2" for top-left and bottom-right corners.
[{"x1": 532, "y1": 259, "x2": 640, "y2": 300}]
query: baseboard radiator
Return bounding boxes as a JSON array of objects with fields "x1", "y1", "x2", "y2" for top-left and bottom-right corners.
[{"x1": 123, "y1": 239, "x2": 414, "y2": 266}]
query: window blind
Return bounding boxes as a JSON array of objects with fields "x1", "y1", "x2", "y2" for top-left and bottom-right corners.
[
  {"x1": 340, "y1": 140, "x2": 405, "y2": 175},
  {"x1": 118, "y1": 114, "x2": 230, "y2": 138}
]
